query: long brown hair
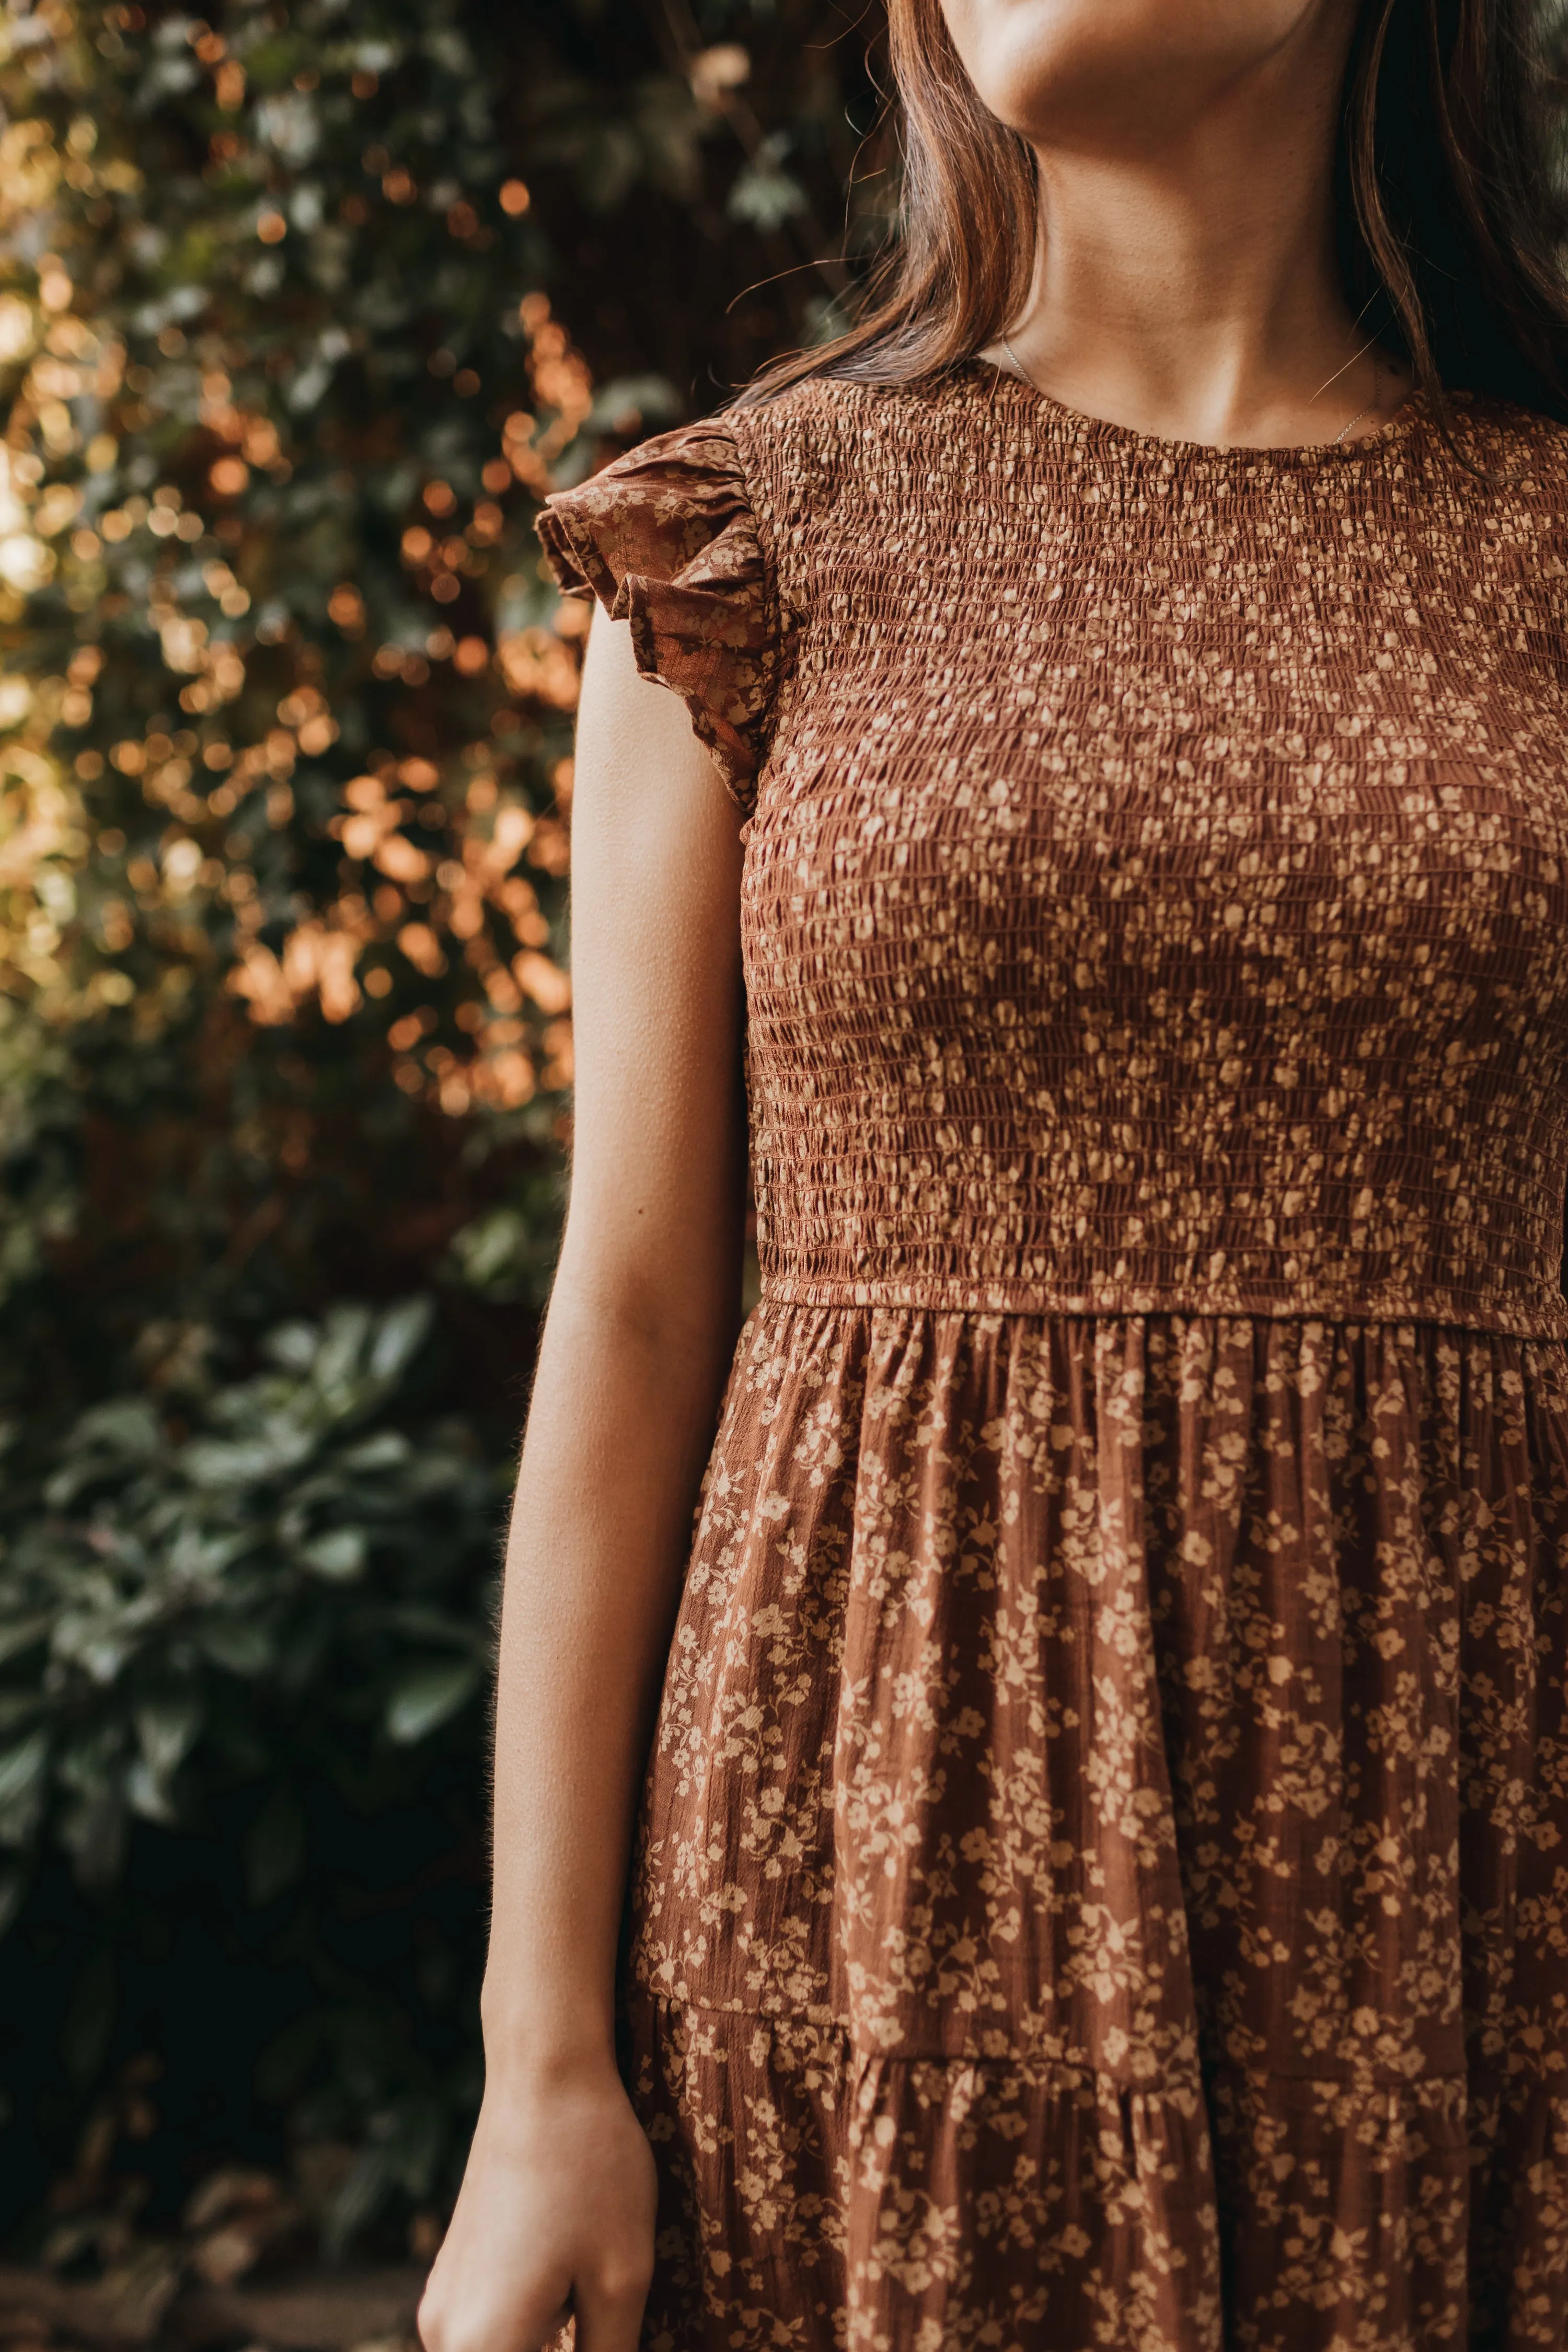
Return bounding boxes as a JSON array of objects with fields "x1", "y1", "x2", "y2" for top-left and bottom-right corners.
[{"x1": 733, "y1": 0, "x2": 1568, "y2": 421}]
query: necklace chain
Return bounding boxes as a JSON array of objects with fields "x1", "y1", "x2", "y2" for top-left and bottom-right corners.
[
  {"x1": 1331, "y1": 353, "x2": 1381, "y2": 445},
  {"x1": 998, "y1": 333, "x2": 1383, "y2": 449}
]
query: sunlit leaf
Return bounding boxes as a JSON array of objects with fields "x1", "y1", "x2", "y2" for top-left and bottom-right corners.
[
  {"x1": 384, "y1": 1658, "x2": 481, "y2": 1745},
  {"x1": 368, "y1": 1296, "x2": 433, "y2": 1382},
  {"x1": 297, "y1": 1526, "x2": 366, "y2": 1581},
  {"x1": 0, "y1": 1733, "x2": 49, "y2": 1831}
]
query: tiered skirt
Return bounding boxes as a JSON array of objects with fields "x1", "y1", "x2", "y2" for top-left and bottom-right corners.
[{"x1": 619, "y1": 1303, "x2": 1568, "y2": 2351}]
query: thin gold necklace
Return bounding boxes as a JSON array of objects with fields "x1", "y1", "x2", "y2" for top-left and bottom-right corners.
[
  {"x1": 997, "y1": 334, "x2": 1383, "y2": 448},
  {"x1": 1331, "y1": 353, "x2": 1381, "y2": 445}
]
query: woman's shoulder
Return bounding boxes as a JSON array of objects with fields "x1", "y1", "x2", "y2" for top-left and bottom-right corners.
[
  {"x1": 718, "y1": 367, "x2": 991, "y2": 555},
  {"x1": 723, "y1": 364, "x2": 976, "y2": 474},
  {"x1": 725, "y1": 365, "x2": 950, "y2": 426},
  {"x1": 1438, "y1": 388, "x2": 1568, "y2": 501}
]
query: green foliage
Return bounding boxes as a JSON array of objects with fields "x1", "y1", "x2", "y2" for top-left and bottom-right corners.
[
  {"x1": 0, "y1": 0, "x2": 876, "y2": 2261},
  {"x1": 0, "y1": 1297, "x2": 502, "y2": 1900},
  {"x1": 0, "y1": 0, "x2": 587, "y2": 1394},
  {"x1": 0, "y1": 992, "x2": 78, "y2": 1307},
  {"x1": 0, "y1": 1294, "x2": 505, "y2": 2253}
]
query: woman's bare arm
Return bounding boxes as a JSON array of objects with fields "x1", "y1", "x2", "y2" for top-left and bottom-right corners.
[{"x1": 417, "y1": 604, "x2": 748, "y2": 2352}]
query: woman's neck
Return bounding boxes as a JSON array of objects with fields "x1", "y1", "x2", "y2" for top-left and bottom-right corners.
[{"x1": 985, "y1": 36, "x2": 1409, "y2": 450}]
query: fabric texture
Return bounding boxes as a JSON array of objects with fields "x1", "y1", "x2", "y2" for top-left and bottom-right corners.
[
  {"x1": 535, "y1": 364, "x2": 1568, "y2": 2350},
  {"x1": 536, "y1": 417, "x2": 776, "y2": 804}
]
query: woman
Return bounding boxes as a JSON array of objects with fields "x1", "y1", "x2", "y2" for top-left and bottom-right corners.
[{"x1": 419, "y1": 0, "x2": 1568, "y2": 2345}]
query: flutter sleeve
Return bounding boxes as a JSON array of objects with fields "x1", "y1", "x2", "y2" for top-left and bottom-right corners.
[{"x1": 535, "y1": 417, "x2": 777, "y2": 811}]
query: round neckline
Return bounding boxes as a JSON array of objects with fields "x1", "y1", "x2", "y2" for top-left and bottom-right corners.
[{"x1": 961, "y1": 352, "x2": 1425, "y2": 466}]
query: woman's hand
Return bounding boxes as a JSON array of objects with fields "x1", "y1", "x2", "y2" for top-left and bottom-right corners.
[{"x1": 416, "y1": 2068, "x2": 659, "y2": 2352}]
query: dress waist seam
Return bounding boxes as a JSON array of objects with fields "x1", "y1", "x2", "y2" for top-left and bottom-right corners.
[{"x1": 757, "y1": 1277, "x2": 1568, "y2": 1340}]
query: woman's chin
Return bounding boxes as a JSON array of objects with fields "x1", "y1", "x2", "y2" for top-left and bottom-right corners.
[{"x1": 939, "y1": 0, "x2": 1334, "y2": 148}]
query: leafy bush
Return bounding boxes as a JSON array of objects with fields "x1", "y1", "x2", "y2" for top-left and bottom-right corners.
[
  {"x1": 0, "y1": 1297, "x2": 500, "y2": 1903},
  {"x1": 0, "y1": 0, "x2": 877, "y2": 2262},
  {"x1": 0, "y1": 1296, "x2": 507, "y2": 2247}
]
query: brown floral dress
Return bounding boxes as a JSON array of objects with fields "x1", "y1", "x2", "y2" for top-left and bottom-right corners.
[{"x1": 536, "y1": 363, "x2": 1568, "y2": 2352}]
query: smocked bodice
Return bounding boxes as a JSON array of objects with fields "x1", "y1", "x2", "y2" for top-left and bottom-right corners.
[{"x1": 541, "y1": 363, "x2": 1568, "y2": 1335}]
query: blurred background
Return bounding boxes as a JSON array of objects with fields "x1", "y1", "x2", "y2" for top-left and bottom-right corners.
[{"x1": 0, "y1": 0, "x2": 886, "y2": 2325}]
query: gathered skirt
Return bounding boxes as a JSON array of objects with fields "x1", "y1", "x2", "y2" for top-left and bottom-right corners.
[{"x1": 609, "y1": 1302, "x2": 1568, "y2": 2351}]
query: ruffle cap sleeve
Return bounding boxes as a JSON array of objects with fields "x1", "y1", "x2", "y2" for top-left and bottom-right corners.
[{"x1": 535, "y1": 417, "x2": 775, "y2": 810}]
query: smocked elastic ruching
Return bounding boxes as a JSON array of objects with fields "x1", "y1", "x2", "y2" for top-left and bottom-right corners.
[
  {"x1": 535, "y1": 418, "x2": 776, "y2": 810},
  {"x1": 747, "y1": 371, "x2": 1568, "y2": 1336}
]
